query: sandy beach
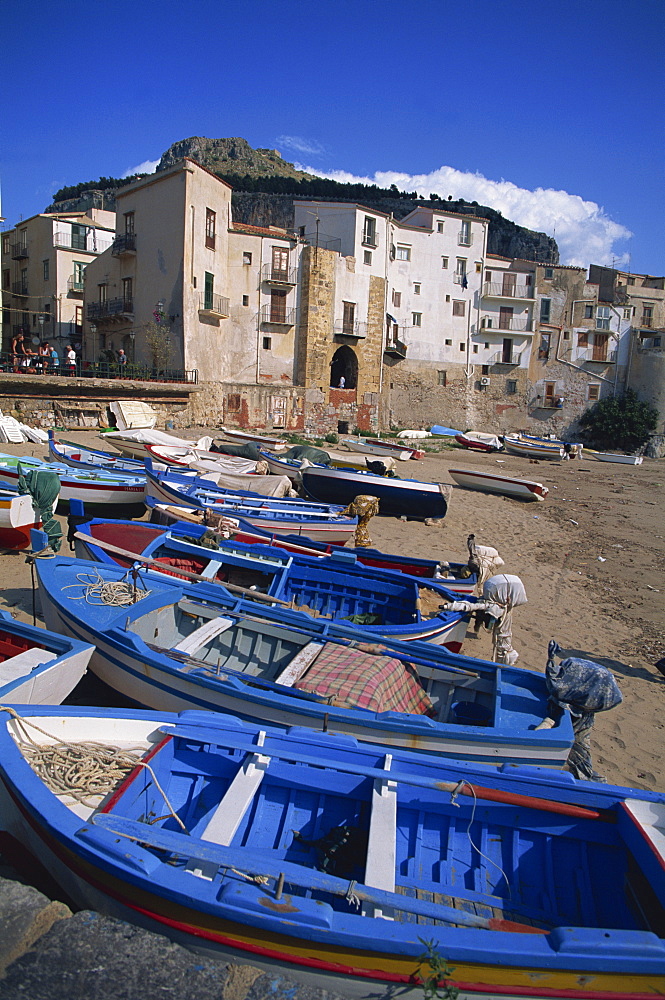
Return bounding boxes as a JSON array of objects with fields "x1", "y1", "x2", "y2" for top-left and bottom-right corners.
[{"x1": 1, "y1": 431, "x2": 663, "y2": 792}]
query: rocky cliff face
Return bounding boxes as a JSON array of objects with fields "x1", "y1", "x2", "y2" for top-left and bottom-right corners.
[{"x1": 46, "y1": 136, "x2": 558, "y2": 264}]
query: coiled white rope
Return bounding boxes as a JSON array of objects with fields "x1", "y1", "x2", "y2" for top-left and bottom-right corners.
[{"x1": 62, "y1": 568, "x2": 151, "y2": 606}]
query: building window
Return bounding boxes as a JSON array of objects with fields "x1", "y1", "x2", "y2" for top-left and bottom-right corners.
[
  {"x1": 437, "y1": 370, "x2": 447, "y2": 385},
  {"x1": 342, "y1": 301, "x2": 355, "y2": 335},
  {"x1": 269, "y1": 289, "x2": 287, "y2": 323},
  {"x1": 98, "y1": 283, "x2": 107, "y2": 304},
  {"x1": 262, "y1": 336, "x2": 272, "y2": 350},
  {"x1": 627, "y1": 276, "x2": 635, "y2": 285},
  {"x1": 506, "y1": 380, "x2": 517, "y2": 394},
  {"x1": 3, "y1": 269, "x2": 11, "y2": 290},
  {"x1": 623, "y1": 308, "x2": 632, "y2": 320},
  {"x1": 642, "y1": 305, "x2": 654, "y2": 327},
  {"x1": 452, "y1": 300, "x2": 465, "y2": 317},
  {"x1": 204, "y1": 271, "x2": 214, "y2": 310},
  {"x1": 563, "y1": 330, "x2": 570, "y2": 340},
  {"x1": 578, "y1": 331, "x2": 589, "y2": 347},
  {"x1": 205, "y1": 208, "x2": 216, "y2": 250},
  {"x1": 444, "y1": 339, "x2": 452, "y2": 346},
  {"x1": 437, "y1": 221, "x2": 444, "y2": 233},
  {"x1": 242, "y1": 295, "x2": 249, "y2": 306},
  {"x1": 596, "y1": 306, "x2": 610, "y2": 330},
  {"x1": 544, "y1": 267, "x2": 553, "y2": 279},
  {"x1": 538, "y1": 333, "x2": 551, "y2": 360},
  {"x1": 540, "y1": 298, "x2": 551, "y2": 323},
  {"x1": 414, "y1": 282, "x2": 421, "y2": 295},
  {"x1": 43, "y1": 259, "x2": 49, "y2": 281},
  {"x1": 124, "y1": 212, "x2": 135, "y2": 236},
  {"x1": 271, "y1": 246, "x2": 289, "y2": 280},
  {"x1": 412, "y1": 312, "x2": 422, "y2": 327},
  {"x1": 481, "y1": 364, "x2": 489, "y2": 375},
  {"x1": 484, "y1": 342, "x2": 490, "y2": 350},
  {"x1": 458, "y1": 220, "x2": 471, "y2": 246},
  {"x1": 395, "y1": 244, "x2": 411, "y2": 261},
  {"x1": 441, "y1": 256, "x2": 448, "y2": 269},
  {"x1": 485, "y1": 270, "x2": 492, "y2": 282},
  {"x1": 227, "y1": 394, "x2": 241, "y2": 412},
  {"x1": 653, "y1": 336, "x2": 661, "y2": 347},
  {"x1": 459, "y1": 343, "x2": 465, "y2": 351},
  {"x1": 1, "y1": 235, "x2": 9, "y2": 255},
  {"x1": 243, "y1": 251, "x2": 252, "y2": 265},
  {"x1": 73, "y1": 261, "x2": 86, "y2": 284},
  {"x1": 584, "y1": 304, "x2": 593, "y2": 319},
  {"x1": 71, "y1": 223, "x2": 86, "y2": 251},
  {"x1": 474, "y1": 262, "x2": 481, "y2": 272},
  {"x1": 455, "y1": 259, "x2": 467, "y2": 283},
  {"x1": 392, "y1": 290, "x2": 401, "y2": 307},
  {"x1": 74, "y1": 305, "x2": 83, "y2": 330},
  {"x1": 122, "y1": 277, "x2": 133, "y2": 310},
  {"x1": 362, "y1": 216, "x2": 377, "y2": 246},
  {"x1": 472, "y1": 344, "x2": 478, "y2": 353},
  {"x1": 588, "y1": 384, "x2": 600, "y2": 401},
  {"x1": 363, "y1": 250, "x2": 372, "y2": 265}
]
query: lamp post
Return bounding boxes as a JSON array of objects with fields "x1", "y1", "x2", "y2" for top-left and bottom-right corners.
[
  {"x1": 90, "y1": 323, "x2": 97, "y2": 367},
  {"x1": 129, "y1": 330, "x2": 135, "y2": 364}
]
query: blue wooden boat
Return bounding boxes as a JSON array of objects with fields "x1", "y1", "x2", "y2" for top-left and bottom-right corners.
[
  {"x1": 228, "y1": 525, "x2": 479, "y2": 595},
  {"x1": 0, "y1": 705, "x2": 661, "y2": 998},
  {"x1": 144, "y1": 465, "x2": 358, "y2": 544},
  {"x1": 35, "y1": 555, "x2": 573, "y2": 767},
  {"x1": 300, "y1": 465, "x2": 450, "y2": 519},
  {"x1": 72, "y1": 517, "x2": 471, "y2": 648},
  {"x1": 0, "y1": 608, "x2": 93, "y2": 703},
  {"x1": 47, "y1": 430, "x2": 148, "y2": 474},
  {"x1": 0, "y1": 452, "x2": 146, "y2": 507}
]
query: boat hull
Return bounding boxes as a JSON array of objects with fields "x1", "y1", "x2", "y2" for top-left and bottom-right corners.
[
  {"x1": 0, "y1": 492, "x2": 43, "y2": 550},
  {"x1": 0, "y1": 610, "x2": 93, "y2": 703},
  {"x1": 594, "y1": 453, "x2": 644, "y2": 465},
  {"x1": 503, "y1": 437, "x2": 564, "y2": 460},
  {"x1": 301, "y1": 467, "x2": 449, "y2": 519},
  {"x1": 448, "y1": 468, "x2": 548, "y2": 501},
  {"x1": 0, "y1": 708, "x2": 660, "y2": 1000},
  {"x1": 0, "y1": 456, "x2": 145, "y2": 506}
]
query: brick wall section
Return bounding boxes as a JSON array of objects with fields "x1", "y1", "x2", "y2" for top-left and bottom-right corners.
[{"x1": 295, "y1": 245, "x2": 336, "y2": 389}]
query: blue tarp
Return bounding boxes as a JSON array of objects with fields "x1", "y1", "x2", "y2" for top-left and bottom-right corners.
[{"x1": 429, "y1": 425, "x2": 462, "y2": 437}]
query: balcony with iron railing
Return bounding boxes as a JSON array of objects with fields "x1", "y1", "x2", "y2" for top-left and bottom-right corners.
[
  {"x1": 11, "y1": 281, "x2": 28, "y2": 297},
  {"x1": 490, "y1": 350, "x2": 522, "y2": 367},
  {"x1": 67, "y1": 275, "x2": 85, "y2": 294},
  {"x1": 260, "y1": 305, "x2": 296, "y2": 326},
  {"x1": 87, "y1": 298, "x2": 133, "y2": 321},
  {"x1": 480, "y1": 315, "x2": 534, "y2": 332},
  {"x1": 482, "y1": 281, "x2": 534, "y2": 300},
  {"x1": 334, "y1": 318, "x2": 367, "y2": 338},
  {"x1": 10, "y1": 242, "x2": 28, "y2": 260},
  {"x1": 361, "y1": 230, "x2": 379, "y2": 248},
  {"x1": 261, "y1": 263, "x2": 298, "y2": 285},
  {"x1": 111, "y1": 233, "x2": 137, "y2": 255},
  {"x1": 53, "y1": 232, "x2": 113, "y2": 254},
  {"x1": 575, "y1": 348, "x2": 617, "y2": 365},
  {"x1": 199, "y1": 293, "x2": 230, "y2": 319},
  {"x1": 457, "y1": 230, "x2": 474, "y2": 247}
]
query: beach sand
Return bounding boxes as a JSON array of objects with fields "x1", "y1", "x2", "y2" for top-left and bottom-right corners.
[{"x1": 1, "y1": 431, "x2": 663, "y2": 792}]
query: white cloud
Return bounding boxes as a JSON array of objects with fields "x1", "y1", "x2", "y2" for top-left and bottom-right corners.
[
  {"x1": 295, "y1": 162, "x2": 632, "y2": 267},
  {"x1": 122, "y1": 159, "x2": 160, "y2": 178},
  {"x1": 276, "y1": 135, "x2": 324, "y2": 156}
]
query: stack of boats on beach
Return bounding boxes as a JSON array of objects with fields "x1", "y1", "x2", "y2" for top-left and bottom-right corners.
[{"x1": 0, "y1": 427, "x2": 662, "y2": 998}]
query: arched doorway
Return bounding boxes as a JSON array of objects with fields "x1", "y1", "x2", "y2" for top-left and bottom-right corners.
[{"x1": 330, "y1": 345, "x2": 357, "y2": 389}]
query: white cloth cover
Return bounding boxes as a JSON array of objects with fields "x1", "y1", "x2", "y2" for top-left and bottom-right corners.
[
  {"x1": 472, "y1": 544, "x2": 505, "y2": 590},
  {"x1": 193, "y1": 470, "x2": 293, "y2": 497},
  {"x1": 482, "y1": 573, "x2": 527, "y2": 665}
]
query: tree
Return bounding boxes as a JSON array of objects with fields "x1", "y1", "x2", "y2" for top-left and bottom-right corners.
[
  {"x1": 578, "y1": 389, "x2": 657, "y2": 452},
  {"x1": 142, "y1": 320, "x2": 173, "y2": 371}
]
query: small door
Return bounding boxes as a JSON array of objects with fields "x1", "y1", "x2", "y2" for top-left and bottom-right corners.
[
  {"x1": 502, "y1": 337, "x2": 513, "y2": 362},
  {"x1": 269, "y1": 289, "x2": 287, "y2": 322},
  {"x1": 501, "y1": 272, "x2": 516, "y2": 297},
  {"x1": 71, "y1": 224, "x2": 86, "y2": 251},
  {"x1": 544, "y1": 381, "x2": 556, "y2": 405},
  {"x1": 204, "y1": 272, "x2": 214, "y2": 311},
  {"x1": 593, "y1": 333, "x2": 609, "y2": 361},
  {"x1": 499, "y1": 307, "x2": 513, "y2": 330}
]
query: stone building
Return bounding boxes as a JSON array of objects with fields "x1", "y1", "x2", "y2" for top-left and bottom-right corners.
[{"x1": 1, "y1": 209, "x2": 115, "y2": 357}]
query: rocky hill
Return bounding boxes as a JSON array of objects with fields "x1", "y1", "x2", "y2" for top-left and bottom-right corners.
[{"x1": 46, "y1": 136, "x2": 558, "y2": 263}]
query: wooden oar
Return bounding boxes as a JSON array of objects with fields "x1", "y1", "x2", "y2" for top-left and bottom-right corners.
[
  {"x1": 91, "y1": 812, "x2": 548, "y2": 934},
  {"x1": 72, "y1": 531, "x2": 291, "y2": 607}
]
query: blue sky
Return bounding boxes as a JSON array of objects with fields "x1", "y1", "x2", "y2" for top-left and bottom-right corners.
[{"x1": 2, "y1": 0, "x2": 663, "y2": 274}]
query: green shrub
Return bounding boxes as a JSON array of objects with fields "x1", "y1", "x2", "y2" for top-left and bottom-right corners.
[{"x1": 578, "y1": 389, "x2": 657, "y2": 452}]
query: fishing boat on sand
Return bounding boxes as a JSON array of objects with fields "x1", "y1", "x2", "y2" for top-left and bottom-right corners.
[
  {"x1": 448, "y1": 467, "x2": 549, "y2": 501},
  {"x1": 339, "y1": 437, "x2": 421, "y2": 461},
  {"x1": 503, "y1": 435, "x2": 565, "y2": 460},
  {"x1": 0, "y1": 609, "x2": 93, "y2": 703},
  {"x1": 0, "y1": 705, "x2": 660, "y2": 998},
  {"x1": 0, "y1": 453, "x2": 146, "y2": 507},
  {"x1": 0, "y1": 486, "x2": 49, "y2": 550},
  {"x1": 593, "y1": 452, "x2": 644, "y2": 465},
  {"x1": 35, "y1": 556, "x2": 574, "y2": 767},
  {"x1": 218, "y1": 426, "x2": 288, "y2": 451},
  {"x1": 454, "y1": 431, "x2": 503, "y2": 453},
  {"x1": 48, "y1": 431, "x2": 152, "y2": 475},
  {"x1": 300, "y1": 465, "x2": 450, "y2": 520},
  {"x1": 72, "y1": 518, "x2": 472, "y2": 647}
]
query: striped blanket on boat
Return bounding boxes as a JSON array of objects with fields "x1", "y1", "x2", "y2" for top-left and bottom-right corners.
[{"x1": 295, "y1": 642, "x2": 434, "y2": 716}]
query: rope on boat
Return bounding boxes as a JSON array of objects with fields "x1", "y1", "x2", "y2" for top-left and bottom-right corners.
[
  {"x1": 0, "y1": 707, "x2": 183, "y2": 830},
  {"x1": 62, "y1": 567, "x2": 151, "y2": 606},
  {"x1": 450, "y1": 779, "x2": 511, "y2": 898}
]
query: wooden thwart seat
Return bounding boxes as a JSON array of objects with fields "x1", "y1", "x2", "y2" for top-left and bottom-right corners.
[
  {"x1": 274, "y1": 642, "x2": 323, "y2": 687},
  {"x1": 363, "y1": 753, "x2": 397, "y2": 919},
  {"x1": 173, "y1": 616, "x2": 234, "y2": 655}
]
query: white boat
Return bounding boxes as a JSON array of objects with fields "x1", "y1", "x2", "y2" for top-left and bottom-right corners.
[
  {"x1": 339, "y1": 437, "x2": 418, "y2": 461},
  {"x1": 145, "y1": 444, "x2": 258, "y2": 475},
  {"x1": 454, "y1": 431, "x2": 503, "y2": 453},
  {"x1": 219, "y1": 426, "x2": 288, "y2": 451},
  {"x1": 0, "y1": 609, "x2": 93, "y2": 703},
  {"x1": 593, "y1": 452, "x2": 644, "y2": 465},
  {"x1": 102, "y1": 428, "x2": 213, "y2": 460},
  {"x1": 0, "y1": 454, "x2": 146, "y2": 507},
  {"x1": 0, "y1": 487, "x2": 46, "y2": 550},
  {"x1": 448, "y1": 467, "x2": 549, "y2": 501}
]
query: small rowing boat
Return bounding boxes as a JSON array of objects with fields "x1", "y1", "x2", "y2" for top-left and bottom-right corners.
[
  {"x1": 48, "y1": 431, "x2": 149, "y2": 475},
  {"x1": 300, "y1": 465, "x2": 450, "y2": 519},
  {"x1": 0, "y1": 609, "x2": 93, "y2": 703},
  {"x1": 454, "y1": 431, "x2": 503, "y2": 452},
  {"x1": 503, "y1": 434, "x2": 564, "y2": 460},
  {"x1": 0, "y1": 486, "x2": 46, "y2": 550},
  {"x1": 219, "y1": 426, "x2": 288, "y2": 451},
  {"x1": 1, "y1": 706, "x2": 659, "y2": 997},
  {"x1": 339, "y1": 437, "x2": 420, "y2": 461},
  {"x1": 448, "y1": 467, "x2": 549, "y2": 501},
  {"x1": 593, "y1": 452, "x2": 644, "y2": 465},
  {"x1": 0, "y1": 453, "x2": 146, "y2": 507}
]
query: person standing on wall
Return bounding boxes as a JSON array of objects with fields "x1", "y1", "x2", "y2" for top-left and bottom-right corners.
[{"x1": 65, "y1": 344, "x2": 76, "y2": 374}]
